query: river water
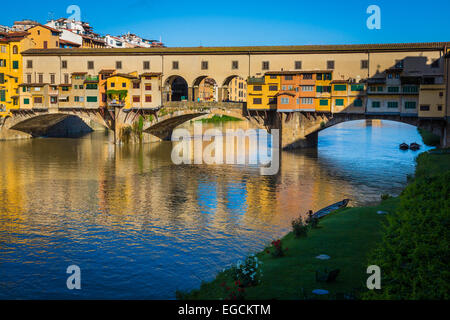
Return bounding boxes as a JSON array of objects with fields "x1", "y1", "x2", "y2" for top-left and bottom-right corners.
[{"x1": 0, "y1": 120, "x2": 431, "y2": 299}]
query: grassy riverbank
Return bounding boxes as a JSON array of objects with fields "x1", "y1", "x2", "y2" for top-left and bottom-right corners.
[
  {"x1": 417, "y1": 128, "x2": 441, "y2": 146},
  {"x1": 196, "y1": 115, "x2": 243, "y2": 123},
  {"x1": 180, "y1": 149, "x2": 450, "y2": 300}
]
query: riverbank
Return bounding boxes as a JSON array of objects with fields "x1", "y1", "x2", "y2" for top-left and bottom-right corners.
[{"x1": 180, "y1": 149, "x2": 450, "y2": 300}]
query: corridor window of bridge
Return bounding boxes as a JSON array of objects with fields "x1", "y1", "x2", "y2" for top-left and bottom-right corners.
[
  {"x1": 262, "y1": 61, "x2": 269, "y2": 70},
  {"x1": 143, "y1": 61, "x2": 150, "y2": 70},
  {"x1": 295, "y1": 61, "x2": 302, "y2": 69},
  {"x1": 232, "y1": 61, "x2": 238, "y2": 69},
  {"x1": 327, "y1": 60, "x2": 335, "y2": 69},
  {"x1": 201, "y1": 61, "x2": 208, "y2": 70},
  {"x1": 172, "y1": 61, "x2": 179, "y2": 69},
  {"x1": 361, "y1": 60, "x2": 369, "y2": 69},
  {"x1": 116, "y1": 61, "x2": 122, "y2": 69},
  {"x1": 61, "y1": 60, "x2": 67, "y2": 69},
  {"x1": 26, "y1": 60, "x2": 32, "y2": 68}
]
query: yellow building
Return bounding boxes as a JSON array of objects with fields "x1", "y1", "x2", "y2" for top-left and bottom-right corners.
[
  {"x1": 106, "y1": 73, "x2": 139, "y2": 110},
  {"x1": 0, "y1": 32, "x2": 33, "y2": 117},
  {"x1": 247, "y1": 74, "x2": 281, "y2": 110},
  {"x1": 315, "y1": 72, "x2": 332, "y2": 112},
  {"x1": 26, "y1": 25, "x2": 61, "y2": 49},
  {"x1": 419, "y1": 84, "x2": 446, "y2": 118}
]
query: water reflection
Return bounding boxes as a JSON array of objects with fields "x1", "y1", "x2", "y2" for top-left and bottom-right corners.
[{"x1": 0, "y1": 120, "x2": 430, "y2": 299}]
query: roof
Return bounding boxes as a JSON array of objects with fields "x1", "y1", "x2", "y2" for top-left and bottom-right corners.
[
  {"x1": 275, "y1": 91, "x2": 296, "y2": 97},
  {"x1": 28, "y1": 24, "x2": 61, "y2": 34},
  {"x1": 18, "y1": 83, "x2": 46, "y2": 87},
  {"x1": 0, "y1": 31, "x2": 30, "y2": 42},
  {"x1": 266, "y1": 70, "x2": 333, "y2": 75},
  {"x1": 59, "y1": 39, "x2": 81, "y2": 47},
  {"x1": 140, "y1": 72, "x2": 162, "y2": 77},
  {"x1": 72, "y1": 72, "x2": 88, "y2": 75},
  {"x1": 21, "y1": 42, "x2": 450, "y2": 56},
  {"x1": 108, "y1": 73, "x2": 139, "y2": 80},
  {"x1": 99, "y1": 69, "x2": 115, "y2": 74}
]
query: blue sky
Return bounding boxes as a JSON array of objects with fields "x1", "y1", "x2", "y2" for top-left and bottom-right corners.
[{"x1": 1, "y1": 0, "x2": 449, "y2": 47}]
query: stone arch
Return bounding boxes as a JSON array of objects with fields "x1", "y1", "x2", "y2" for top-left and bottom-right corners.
[
  {"x1": 163, "y1": 75, "x2": 189, "y2": 102},
  {"x1": 192, "y1": 76, "x2": 219, "y2": 102},
  {"x1": 222, "y1": 75, "x2": 247, "y2": 103}
]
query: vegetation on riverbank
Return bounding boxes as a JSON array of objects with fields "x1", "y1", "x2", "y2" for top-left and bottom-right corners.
[
  {"x1": 179, "y1": 149, "x2": 450, "y2": 300},
  {"x1": 196, "y1": 115, "x2": 243, "y2": 123},
  {"x1": 417, "y1": 128, "x2": 441, "y2": 146}
]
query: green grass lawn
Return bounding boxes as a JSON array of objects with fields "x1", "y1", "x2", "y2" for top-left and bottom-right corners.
[
  {"x1": 417, "y1": 128, "x2": 441, "y2": 147},
  {"x1": 181, "y1": 197, "x2": 400, "y2": 300}
]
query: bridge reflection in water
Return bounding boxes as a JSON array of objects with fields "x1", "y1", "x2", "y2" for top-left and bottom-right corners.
[{"x1": 0, "y1": 120, "x2": 430, "y2": 299}]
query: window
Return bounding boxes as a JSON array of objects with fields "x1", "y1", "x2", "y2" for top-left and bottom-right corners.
[
  {"x1": 333, "y1": 84, "x2": 347, "y2": 91},
  {"x1": 420, "y1": 105, "x2": 430, "y2": 111},
  {"x1": 302, "y1": 85, "x2": 314, "y2": 91},
  {"x1": 86, "y1": 96, "x2": 97, "y2": 103},
  {"x1": 0, "y1": 90, "x2": 5, "y2": 102},
  {"x1": 295, "y1": 61, "x2": 302, "y2": 70},
  {"x1": 388, "y1": 86, "x2": 399, "y2": 93},
  {"x1": 285, "y1": 75, "x2": 293, "y2": 80},
  {"x1": 122, "y1": 83, "x2": 126, "y2": 88},
  {"x1": 201, "y1": 61, "x2": 208, "y2": 70},
  {"x1": 319, "y1": 99, "x2": 329, "y2": 106},
  {"x1": 110, "y1": 82, "x2": 115, "y2": 88},
  {"x1": 316, "y1": 86, "x2": 323, "y2": 93},
  {"x1": 232, "y1": 61, "x2": 239, "y2": 69},
  {"x1": 0, "y1": 59, "x2": 6, "y2": 67},
  {"x1": 269, "y1": 85, "x2": 278, "y2": 91},
  {"x1": 51, "y1": 97, "x2": 58, "y2": 104},
  {"x1": 133, "y1": 82, "x2": 140, "y2": 89},
  {"x1": 133, "y1": 96, "x2": 140, "y2": 103},
  {"x1": 50, "y1": 74, "x2": 55, "y2": 84},
  {"x1": 145, "y1": 95, "x2": 152, "y2": 103},
  {"x1": 403, "y1": 86, "x2": 418, "y2": 93},
  {"x1": 372, "y1": 101, "x2": 381, "y2": 108},
  {"x1": 395, "y1": 60, "x2": 404, "y2": 68},
  {"x1": 262, "y1": 61, "x2": 269, "y2": 70},
  {"x1": 62, "y1": 60, "x2": 67, "y2": 69},
  {"x1": 145, "y1": 84, "x2": 152, "y2": 91},
  {"x1": 38, "y1": 74, "x2": 43, "y2": 83},
  {"x1": 253, "y1": 98, "x2": 262, "y2": 104},
  {"x1": 86, "y1": 83, "x2": 98, "y2": 90},
  {"x1": 302, "y1": 98, "x2": 313, "y2": 104},
  {"x1": 64, "y1": 74, "x2": 69, "y2": 84},
  {"x1": 351, "y1": 84, "x2": 364, "y2": 91},
  {"x1": 405, "y1": 101, "x2": 416, "y2": 109},
  {"x1": 13, "y1": 61, "x2": 19, "y2": 69},
  {"x1": 253, "y1": 85, "x2": 262, "y2": 91},
  {"x1": 143, "y1": 61, "x2": 150, "y2": 70},
  {"x1": 353, "y1": 98, "x2": 363, "y2": 107},
  {"x1": 327, "y1": 60, "x2": 335, "y2": 69},
  {"x1": 27, "y1": 74, "x2": 32, "y2": 83},
  {"x1": 61, "y1": 86, "x2": 70, "y2": 91},
  {"x1": 74, "y1": 96, "x2": 80, "y2": 102},
  {"x1": 88, "y1": 61, "x2": 94, "y2": 70},
  {"x1": 33, "y1": 97, "x2": 43, "y2": 104},
  {"x1": 388, "y1": 101, "x2": 398, "y2": 108},
  {"x1": 438, "y1": 105, "x2": 443, "y2": 111},
  {"x1": 116, "y1": 61, "x2": 122, "y2": 69},
  {"x1": 0, "y1": 73, "x2": 4, "y2": 84},
  {"x1": 23, "y1": 98, "x2": 30, "y2": 105},
  {"x1": 172, "y1": 61, "x2": 179, "y2": 69},
  {"x1": 335, "y1": 99, "x2": 344, "y2": 106},
  {"x1": 280, "y1": 98, "x2": 289, "y2": 104},
  {"x1": 26, "y1": 60, "x2": 33, "y2": 68},
  {"x1": 361, "y1": 60, "x2": 368, "y2": 69},
  {"x1": 303, "y1": 73, "x2": 312, "y2": 80}
]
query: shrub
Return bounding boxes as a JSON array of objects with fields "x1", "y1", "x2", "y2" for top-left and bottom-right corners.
[
  {"x1": 267, "y1": 239, "x2": 288, "y2": 258},
  {"x1": 306, "y1": 210, "x2": 319, "y2": 229},
  {"x1": 222, "y1": 281, "x2": 246, "y2": 300},
  {"x1": 292, "y1": 216, "x2": 309, "y2": 237},
  {"x1": 381, "y1": 194, "x2": 392, "y2": 201},
  {"x1": 233, "y1": 255, "x2": 263, "y2": 287},
  {"x1": 364, "y1": 172, "x2": 450, "y2": 300}
]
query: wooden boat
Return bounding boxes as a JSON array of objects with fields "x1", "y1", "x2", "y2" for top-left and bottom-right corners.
[
  {"x1": 313, "y1": 199, "x2": 350, "y2": 219},
  {"x1": 410, "y1": 143, "x2": 421, "y2": 151},
  {"x1": 399, "y1": 143, "x2": 409, "y2": 150}
]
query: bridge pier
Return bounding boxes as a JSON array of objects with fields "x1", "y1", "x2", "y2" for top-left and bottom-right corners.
[{"x1": 272, "y1": 112, "x2": 322, "y2": 150}]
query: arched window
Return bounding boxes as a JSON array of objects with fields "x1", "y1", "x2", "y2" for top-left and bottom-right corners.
[{"x1": 12, "y1": 46, "x2": 18, "y2": 54}]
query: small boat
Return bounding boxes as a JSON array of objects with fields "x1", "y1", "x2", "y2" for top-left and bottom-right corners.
[
  {"x1": 410, "y1": 143, "x2": 421, "y2": 151},
  {"x1": 313, "y1": 199, "x2": 350, "y2": 219},
  {"x1": 399, "y1": 143, "x2": 409, "y2": 150}
]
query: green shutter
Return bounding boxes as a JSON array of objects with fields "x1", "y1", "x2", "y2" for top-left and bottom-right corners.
[
  {"x1": 372, "y1": 101, "x2": 380, "y2": 108},
  {"x1": 0, "y1": 90, "x2": 5, "y2": 102},
  {"x1": 24, "y1": 98, "x2": 30, "y2": 105},
  {"x1": 87, "y1": 96, "x2": 97, "y2": 103},
  {"x1": 316, "y1": 86, "x2": 323, "y2": 93},
  {"x1": 354, "y1": 99, "x2": 363, "y2": 107},
  {"x1": 334, "y1": 84, "x2": 347, "y2": 91},
  {"x1": 12, "y1": 61, "x2": 19, "y2": 69},
  {"x1": 319, "y1": 99, "x2": 328, "y2": 106},
  {"x1": 335, "y1": 99, "x2": 344, "y2": 106},
  {"x1": 351, "y1": 84, "x2": 364, "y2": 91}
]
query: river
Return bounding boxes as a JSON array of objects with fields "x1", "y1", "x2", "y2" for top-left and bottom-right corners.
[{"x1": 0, "y1": 119, "x2": 431, "y2": 299}]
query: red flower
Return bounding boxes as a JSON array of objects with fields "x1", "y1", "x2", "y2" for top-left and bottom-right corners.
[{"x1": 220, "y1": 282, "x2": 226, "y2": 287}]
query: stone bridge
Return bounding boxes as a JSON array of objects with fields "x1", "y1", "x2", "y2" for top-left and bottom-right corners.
[{"x1": 1, "y1": 104, "x2": 449, "y2": 149}]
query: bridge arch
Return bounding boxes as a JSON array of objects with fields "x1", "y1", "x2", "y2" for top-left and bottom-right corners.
[
  {"x1": 163, "y1": 75, "x2": 189, "y2": 102},
  {"x1": 5, "y1": 111, "x2": 109, "y2": 137}
]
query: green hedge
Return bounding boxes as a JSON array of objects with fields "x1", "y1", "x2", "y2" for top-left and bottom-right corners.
[{"x1": 364, "y1": 171, "x2": 450, "y2": 299}]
